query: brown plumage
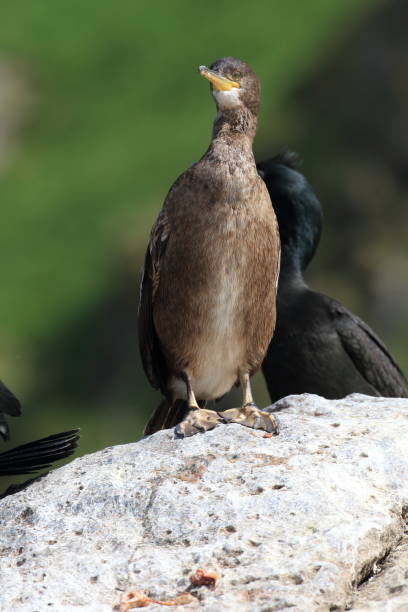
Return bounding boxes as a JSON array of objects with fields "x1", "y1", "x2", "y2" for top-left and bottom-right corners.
[{"x1": 139, "y1": 57, "x2": 280, "y2": 436}]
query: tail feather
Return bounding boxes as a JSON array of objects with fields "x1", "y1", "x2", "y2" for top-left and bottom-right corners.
[
  {"x1": 144, "y1": 399, "x2": 205, "y2": 435},
  {"x1": 0, "y1": 428, "x2": 80, "y2": 476},
  {"x1": 143, "y1": 399, "x2": 170, "y2": 435}
]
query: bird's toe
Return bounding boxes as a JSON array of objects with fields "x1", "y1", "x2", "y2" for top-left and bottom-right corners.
[
  {"x1": 175, "y1": 408, "x2": 221, "y2": 438},
  {"x1": 219, "y1": 405, "x2": 279, "y2": 435}
]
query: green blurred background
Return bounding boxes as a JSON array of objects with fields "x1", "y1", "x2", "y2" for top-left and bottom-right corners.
[{"x1": 1, "y1": 0, "x2": 407, "y2": 485}]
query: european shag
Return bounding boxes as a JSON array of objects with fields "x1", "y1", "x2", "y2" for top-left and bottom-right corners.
[
  {"x1": 258, "y1": 152, "x2": 408, "y2": 401},
  {"x1": 0, "y1": 379, "x2": 80, "y2": 477},
  {"x1": 139, "y1": 58, "x2": 280, "y2": 436}
]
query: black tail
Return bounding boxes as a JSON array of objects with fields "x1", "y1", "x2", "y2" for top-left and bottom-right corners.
[
  {"x1": 144, "y1": 399, "x2": 208, "y2": 435},
  {"x1": 144, "y1": 399, "x2": 188, "y2": 435},
  {"x1": 0, "y1": 428, "x2": 80, "y2": 476}
]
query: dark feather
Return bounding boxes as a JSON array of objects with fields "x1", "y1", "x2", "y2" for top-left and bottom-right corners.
[
  {"x1": 138, "y1": 211, "x2": 170, "y2": 395},
  {"x1": 333, "y1": 303, "x2": 408, "y2": 397},
  {"x1": 0, "y1": 380, "x2": 21, "y2": 417},
  {"x1": 144, "y1": 399, "x2": 188, "y2": 435},
  {"x1": 0, "y1": 428, "x2": 80, "y2": 476},
  {"x1": 0, "y1": 380, "x2": 22, "y2": 441},
  {"x1": 270, "y1": 149, "x2": 303, "y2": 170},
  {"x1": 144, "y1": 399, "x2": 207, "y2": 435}
]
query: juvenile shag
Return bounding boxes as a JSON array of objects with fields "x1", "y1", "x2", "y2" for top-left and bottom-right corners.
[
  {"x1": 139, "y1": 58, "x2": 280, "y2": 436},
  {"x1": 0, "y1": 379, "x2": 80, "y2": 476},
  {"x1": 258, "y1": 152, "x2": 408, "y2": 400}
]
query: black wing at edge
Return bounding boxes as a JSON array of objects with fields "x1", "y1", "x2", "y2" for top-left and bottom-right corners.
[
  {"x1": 0, "y1": 428, "x2": 80, "y2": 476},
  {"x1": 0, "y1": 380, "x2": 22, "y2": 441},
  {"x1": 0, "y1": 380, "x2": 21, "y2": 417},
  {"x1": 333, "y1": 302, "x2": 408, "y2": 398}
]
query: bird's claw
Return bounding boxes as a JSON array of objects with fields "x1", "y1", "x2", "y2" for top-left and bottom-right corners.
[
  {"x1": 219, "y1": 404, "x2": 279, "y2": 434},
  {"x1": 175, "y1": 408, "x2": 222, "y2": 438}
]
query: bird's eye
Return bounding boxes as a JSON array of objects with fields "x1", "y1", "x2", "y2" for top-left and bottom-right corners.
[{"x1": 232, "y1": 71, "x2": 241, "y2": 81}]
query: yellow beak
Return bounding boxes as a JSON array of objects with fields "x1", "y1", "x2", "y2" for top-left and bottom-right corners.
[{"x1": 198, "y1": 65, "x2": 240, "y2": 91}]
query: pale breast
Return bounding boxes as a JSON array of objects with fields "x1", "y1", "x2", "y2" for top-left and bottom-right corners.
[{"x1": 193, "y1": 264, "x2": 247, "y2": 399}]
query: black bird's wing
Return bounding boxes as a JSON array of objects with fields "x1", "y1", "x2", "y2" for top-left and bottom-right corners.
[
  {"x1": 0, "y1": 414, "x2": 10, "y2": 442},
  {"x1": 0, "y1": 380, "x2": 22, "y2": 441},
  {"x1": 332, "y1": 302, "x2": 408, "y2": 398},
  {"x1": 0, "y1": 380, "x2": 21, "y2": 417},
  {"x1": 138, "y1": 209, "x2": 170, "y2": 395},
  {"x1": 0, "y1": 428, "x2": 80, "y2": 476}
]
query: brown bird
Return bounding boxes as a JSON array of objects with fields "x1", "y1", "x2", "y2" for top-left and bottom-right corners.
[{"x1": 139, "y1": 57, "x2": 280, "y2": 437}]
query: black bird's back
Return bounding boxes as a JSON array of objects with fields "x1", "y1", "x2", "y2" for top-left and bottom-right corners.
[{"x1": 264, "y1": 285, "x2": 408, "y2": 401}]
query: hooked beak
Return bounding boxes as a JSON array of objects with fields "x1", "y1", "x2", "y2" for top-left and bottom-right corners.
[{"x1": 198, "y1": 65, "x2": 240, "y2": 91}]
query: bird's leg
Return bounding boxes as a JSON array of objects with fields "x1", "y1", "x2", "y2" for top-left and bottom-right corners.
[
  {"x1": 242, "y1": 371, "x2": 255, "y2": 407},
  {"x1": 186, "y1": 379, "x2": 200, "y2": 410},
  {"x1": 175, "y1": 376, "x2": 221, "y2": 438},
  {"x1": 219, "y1": 372, "x2": 279, "y2": 434}
]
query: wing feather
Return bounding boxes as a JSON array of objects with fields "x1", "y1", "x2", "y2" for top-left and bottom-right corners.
[
  {"x1": 138, "y1": 210, "x2": 170, "y2": 394},
  {"x1": 333, "y1": 303, "x2": 408, "y2": 397}
]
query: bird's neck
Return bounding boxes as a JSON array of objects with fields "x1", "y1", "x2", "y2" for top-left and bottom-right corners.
[
  {"x1": 205, "y1": 109, "x2": 257, "y2": 170},
  {"x1": 212, "y1": 107, "x2": 258, "y2": 145},
  {"x1": 278, "y1": 249, "x2": 308, "y2": 293}
]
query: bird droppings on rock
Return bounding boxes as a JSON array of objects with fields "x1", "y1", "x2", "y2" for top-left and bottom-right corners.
[{"x1": 1, "y1": 395, "x2": 408, "y2": 610}]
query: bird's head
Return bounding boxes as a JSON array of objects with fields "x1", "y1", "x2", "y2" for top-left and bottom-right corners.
[
  {"x1": 199, "y1": 57, "x2": 260, "y2": 117},
  {"x1": 257, "y1": 152, "x2": 323, "y2": 273}
]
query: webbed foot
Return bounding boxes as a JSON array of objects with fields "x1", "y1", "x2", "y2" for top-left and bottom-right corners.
[
  {"x1": 175, "y1": 408, "x2": 222, "y2": 438},
  {"x1": 219, "y1": 403, "x2": 279, "y2": 434}
]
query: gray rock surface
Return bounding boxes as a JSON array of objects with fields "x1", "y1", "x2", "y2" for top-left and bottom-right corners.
[
  {"x1": 0, "y1": 394, "x2": 408, "y2": 611},
  {"x1": 351, "y1": 533, "x2": 408, "y2": 611}
]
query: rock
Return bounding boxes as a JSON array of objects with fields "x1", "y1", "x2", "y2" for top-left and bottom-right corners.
[
  {"x1": 351, "y1": 533, "x2": 408, "y2": 611},
  {"x1": 0, "y1": 393, "x2": 408, "y2": 611}
]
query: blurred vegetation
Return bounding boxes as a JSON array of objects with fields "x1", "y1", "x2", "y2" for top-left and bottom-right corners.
[
  {"x1": 2, "y1": 0, "x2": 407, "y2": 488},
  {"x1": 292, "y1": 0, "x2": 408, "y2": 374}
]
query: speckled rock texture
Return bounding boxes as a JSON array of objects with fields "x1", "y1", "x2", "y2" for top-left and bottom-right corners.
[
  {"x1": 351, "y1": 533, "x2": 408, "y2": 611},
  {"x1": 0, "y1": 394, "x2": 408, "y2": 611}
]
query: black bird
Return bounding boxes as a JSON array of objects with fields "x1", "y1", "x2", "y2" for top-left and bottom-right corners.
[
  {"x1": 0, "y1": 379, "x2": 80, "y2": 476},
  {"x1": 258, "y1": 151, "x2": 408, "y2": 401}
]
